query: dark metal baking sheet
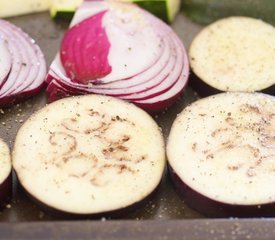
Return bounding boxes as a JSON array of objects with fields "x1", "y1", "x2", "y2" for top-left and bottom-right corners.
[{"x1": 0, "y1": 11, "x2": 274, "y2": 240}]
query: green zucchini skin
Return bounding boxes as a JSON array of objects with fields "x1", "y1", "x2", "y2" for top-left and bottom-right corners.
[
  {"x1": 51, "y1": 11, "x2": 75, "y2": 20},
  {"x1": 134, "y1": 1, "x2": 169, "y2": 22},
  {"x1": 51, "y1": 0, "x2": 179, "y2": 23}
]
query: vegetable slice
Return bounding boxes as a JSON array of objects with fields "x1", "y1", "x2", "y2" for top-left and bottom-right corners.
[
  {"x1": 0, "y1": 138, "x2": 12, "y2": 207},
  {"x1": 134, "y1": 0, "x2": 180, "y2": 23},
  {"x1": 189, "y1": 17, "x2": 275, "y2": 96},
  {"x1": 61, "y1": 11, "x2": 112, "y2": 83},
  {"x1": 50, "y1": 0, "x2": 82, "y2": 19},
  {"x1": 0, "y1": 19, "x2": 46, "y2": 108},
  {"x1": 0, "y1": 39, "x2": 11, "y2": 88},
  {"x1": 13, "y1": 94, "x2": 165, "y2": 217},
  {"x1": 50, "y1": 0, "x2": 181, "y2": 23},
  {"x1": 167, "y1": 92, "x2": 275, "y2": 217},
  {"x1": 46, "y1": 1, "x2": 189, "y2": 113},
  {"x1": 0, "y1": 0, "x2": 50, "y2": 18}
]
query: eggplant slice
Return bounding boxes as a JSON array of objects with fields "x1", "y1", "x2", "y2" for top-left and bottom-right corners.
[
  {"x1": 13, "y1": 94, "x2": 165, "y2": 217},
  {"x1": 0, "y1": 138, "x2": 12, "y2": 207},
  {"x1": 189, "y1": 17, "x2": 275, "y2": 95},
  {"x1": 167, "y1": 92, "x2": 275, "y2": 217}
]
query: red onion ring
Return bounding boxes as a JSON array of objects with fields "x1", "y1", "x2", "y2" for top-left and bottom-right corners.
[
  {"x1": 0, "y1": 19, "x2": 46, "y2": 108},
  {"x1": 46, "y1": 1, "x2": 189, "y2": 113},
  {"x1": 0, "y1": 38, "x2": 12, "y2": 89}
]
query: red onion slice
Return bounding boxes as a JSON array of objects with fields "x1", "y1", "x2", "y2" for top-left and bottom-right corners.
[
  {"x1": 97, "y1": 6, "x2": 164, "y2": 84},
  {"x1": 136, "y1": 68, "x2": 188, "y2": 105},
  {"x1": 47, "y1": 80, "x2": 75, "y2": 103},
  {"x1": 0, "y1": 28, "x2": 23, "y2": 96},
  {"x1": 61, "y1": 11, "x2": 112, "y2": 83},
  {"x1": 61, "y1": 3, "x2": 165, "y2": 85},
  {"x1": 47, "y1": 34, "x2": 170, "y2": 95},
  {"x1": 0, "y1": 19, "x2": 46, "y2": 108},
  {"x1": 49, "y1": 34, "x2": 167, "y2": 92},
  {"x1": 134, "y1": 46, "x2": 189, "y2": 111},
  {"x1": 89, "y1": 35, "x2": 178, "y2": 99},
  {"x1": 91, "y1": 38, "x2": 169, "y2": 90},
  {"x1": 0, "y1": 24, "x2": 32, "y2": 96},
  {"x1": 0, "y1": 38, "x2": 11, "y2": 88},
  {"x1": 5, "y1": 21, "x2": 45, "y2": 95},
  {"x1": 122, "y1": 34, "x2": 183, "y2": 100},
  {"x1": 46, "y1": 1, "x2": 189, "y2": 113}
]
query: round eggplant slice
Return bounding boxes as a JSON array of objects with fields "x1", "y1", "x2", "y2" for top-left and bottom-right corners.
[
  {"x1": 13, "y1": 94, "x2": 165, "y2": 217},
  {"x1": 189, "y1": 17, "x2": 275, "y2": 95},
  {"x1": 0, "y1": 138, "x2": 12, "y2": 207},
  {"x1": 167, "y1": 92, "x2": 275, "y2": 217}
]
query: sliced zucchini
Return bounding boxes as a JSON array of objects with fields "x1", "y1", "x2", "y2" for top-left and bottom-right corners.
[
  {"x1": 50, "y1": 0, "x2": 181, "y2": 23},
  {"x1": 134, "y1": 0, "x2": 181, "y2": 23},
  {"x1": 50, "y1": 0, "x2": 82, "y2": 19},
  {"x1": 0, "y1": 0, "x2": 50, "y2": 18}
]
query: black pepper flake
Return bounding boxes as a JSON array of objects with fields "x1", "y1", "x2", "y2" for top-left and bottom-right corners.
[
  {"x1": 117, "y1": 145, "x2": 128, "y2": 151},
  {"x1": 109, "y1": 147, "x2": 114, "y2": 152},
  {"x1": 122, "y1": 136, "x2": 130, "y2": 142}
]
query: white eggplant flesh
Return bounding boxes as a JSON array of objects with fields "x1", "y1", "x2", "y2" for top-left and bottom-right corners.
[
  {"x1": 0, "y1": 138, "x2": 12, "y2": 206},
  {"x1": 167, "y1": 92, "x2": 275, "y2": 217},
  {"x1": 13, "y1": 94, "x2": 165, "y2": 216},
  {"x1": 189, "y1": 17, "x2": 275, "y2": 94}
]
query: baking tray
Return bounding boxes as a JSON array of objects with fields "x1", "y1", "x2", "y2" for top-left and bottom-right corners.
[{"x1": 0, "y1": 11, "x2": 275, "y2": 240}]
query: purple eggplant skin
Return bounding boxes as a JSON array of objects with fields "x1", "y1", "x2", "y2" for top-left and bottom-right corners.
[
  {"x1": 0, "y1": 172, "x2": 12, "y2": 208},
  {"x1": 16, "y1": 178, "x2": 161, "y2": 220},
  {"x1": 168, "y1": 164, "x2": 275, "y2": 218},
  {"x1": 188, "y1": 72, "x2": 221, "y2": 97},
  {"x1": 189, "y1": 71, "x2": 275, "y2": 97}
]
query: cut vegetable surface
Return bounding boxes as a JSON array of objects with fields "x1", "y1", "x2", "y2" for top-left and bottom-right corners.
[
  {"x1": 0, "y1": 0, "x2": 50, "y2": 18},
  {"x1": 132, "y1": 0, "x2": 181, "y2": 23},
  {"x1": 0, "y1": 138, "x2": 12, "y2": 206},
  {"x1": 167, "y1": 92, "x2": 275, "y2": 217},
  {"x1": 60, "y1": 10, "x2": 112, "y2": 83},
  {"x1": 13, "y1": 94, "x2": 165, "y2": 217},
  {"x1": 46, "y1": 1, "x2": 189, "y2": 113},
  {"x1": 189, "y1": 17, "x2": 275, "y2": 95},
  {"x1": 50, "y1": 0, "x2": 181, "y2": 23},
  {"x1": 0, "y1": 19, "x2": 46, "y2": 108},
  {"x1": 50, "y1": 0, "x2": 82, "y2": 20}
]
